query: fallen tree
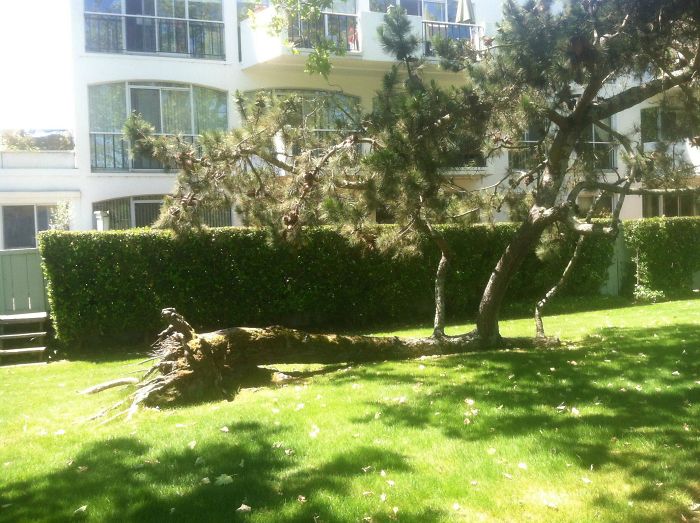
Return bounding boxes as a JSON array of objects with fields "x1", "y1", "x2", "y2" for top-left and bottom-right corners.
[{"x1": 89, "y1": 308, "x2": 548, "y2": 419}]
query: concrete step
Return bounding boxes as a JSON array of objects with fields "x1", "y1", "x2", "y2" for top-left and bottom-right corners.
[
  {"x1": 0, "y1": 347, "x2": 46, "y2": 356},
  {"x1": 0, "y1": 312, "x2": 48, "y2": 325},
  {"x1": 0, "y1": 331, "x2": 47, "y2": 341}
]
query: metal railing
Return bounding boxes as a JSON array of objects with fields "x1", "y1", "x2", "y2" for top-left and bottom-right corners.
[
  {"x1": 422, "y1": 21, "x2": 482, "y2": 56},
  {"x1": 90, "y1": 132, "x2": 196, "y2": 172},
  {"x1": 288, "y1": 13, "x2": 359, "y2": 52},
  {"x1": 84, "y1": 13, "x2": 225, "y2": 60}
]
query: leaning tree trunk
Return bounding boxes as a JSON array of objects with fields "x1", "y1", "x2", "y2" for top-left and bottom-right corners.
[
  {"x1": 432, "y1": 251, "x2": 450, "y2": 337},
  {"x1": 476, "y1": 217, "x2": 548, "y2": 343},
  {"x1": 534, "y1": 235, "x2": 585, "y2": 338}
]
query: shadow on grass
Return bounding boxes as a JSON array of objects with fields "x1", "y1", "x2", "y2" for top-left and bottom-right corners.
[
  {"x1": 0, "y1": 422, "x2": 436, "y2": 522},
  {"x1": 339, "y1": 323, "x2": 700, "y2": 521}
]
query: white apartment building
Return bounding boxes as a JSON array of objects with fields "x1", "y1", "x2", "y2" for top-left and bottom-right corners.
[{"x1": 0, "y1": 0, "x2": 699, "y2": 251}]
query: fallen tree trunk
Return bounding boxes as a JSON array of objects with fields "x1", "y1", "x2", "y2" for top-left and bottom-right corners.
[{"x1": 88, "y1": 308, "x2": 546, "y2": 419}]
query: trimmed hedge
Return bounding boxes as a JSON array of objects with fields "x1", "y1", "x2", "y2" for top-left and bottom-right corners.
[
  {"x1": 39, "y1": 224, "x2": 613, "y2": 349},
  {"x1": 624, "y1": 217, "x2": 700, "y2": 296}
]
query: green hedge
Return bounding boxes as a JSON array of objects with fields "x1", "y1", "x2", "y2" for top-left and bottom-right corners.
[
  {"x1": 39, "y1": 224, "x2": 612, "y2": 350},
  {"x1": 624, "y1": 217, "x2": 700, "y2": 295}
]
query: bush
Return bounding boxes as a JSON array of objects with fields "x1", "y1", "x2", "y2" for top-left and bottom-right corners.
[
  {"x1": 624, "y1": 217, "x2": 700, "y2": 297},
  {"x1": 39, "y1": 224, "x2": 613, "y2": 351}
]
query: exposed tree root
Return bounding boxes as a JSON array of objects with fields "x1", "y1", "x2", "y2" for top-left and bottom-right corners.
[{"x1": 87, "y1": 308, "x2": 553, "y2": 421}]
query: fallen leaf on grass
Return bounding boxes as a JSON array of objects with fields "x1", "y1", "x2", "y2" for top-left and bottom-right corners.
[
  {"x1": 188, "y1": 440, "x2": 197, "y2": 449},
  {"x1": 571, "y1": 407, "x2": 581, "y2": 417},
  {"x1": 386, "y1": 480, "x2": 395, "y2": 487},
  {"x1": 380, "y1": 493, "x2": 387, "y2": 502},
  {"x1": 298, "y1": 495, "x2": 307, "y2": 503},
  {"x1": 201, "y1": 477, "x2": 211, "y2": 485},
  {"x1": 487, "y1": 448, "x2": 497, "y2": 455},
  {"x1": 215, "y1": 474, "x2": 233, "y2": 486},
  {"x1": 518, "y1": 463, "x2": 528, "y2": 470},
  {"x1": 582, "y1": 477, "x2": 592, "y2": 484},
  {"x1": 220, "y1": 426, "x2": 229, "y2": 433},
  {"x1": 295, "y1": 403, "x2": 305, "y2": 411},
  {"x1": 236, "y1": 504, "x2": 251, "y2": 513},
  {"x1": 73, "y1": 505, "x2": 87, "y2": 514},
  {"x1": 452, "y1": 502, "x2": 461, "y2": 511}
]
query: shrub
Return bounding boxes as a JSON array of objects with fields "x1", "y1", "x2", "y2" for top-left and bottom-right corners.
[
  {"x1": 624, "y1": 217, "x2": 700, "y2": 296},
  {"x1": 39, "y1": 224, "x2": 613, "y2": 351}
]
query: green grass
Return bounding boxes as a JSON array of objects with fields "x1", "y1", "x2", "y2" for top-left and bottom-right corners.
[{"x1": 1, "y1": 300, "x2": 699, "y2": 522}]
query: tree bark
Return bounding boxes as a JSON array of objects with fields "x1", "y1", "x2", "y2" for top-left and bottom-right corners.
[
  {"x1": 433, "y1": 251, "x2": 450, "y2": 337},
  {"x1": 476, "y1": 217, "x2": 548, "y2": 343},
  {"x1": 89, "y1": 309, "x2": 545, "y2": 417}
]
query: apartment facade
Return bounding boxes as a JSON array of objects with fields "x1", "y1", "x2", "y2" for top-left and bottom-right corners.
[{"x1": 1, "y1": 0, "x2": 699, "y2": 251}]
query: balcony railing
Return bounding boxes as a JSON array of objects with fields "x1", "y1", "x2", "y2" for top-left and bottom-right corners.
[
  {"x1": 85, "y1": 13, "x2": 225, "y2": 60},
  {"x1": 509, "y1": 142, "x2": 617, "y2": 171},
  {"x1": 90, "y1": 132, "x2": 196, "y2": 172},
  {"x1": 423, "y1": 20, "x2": 482, "y2": 56},
  {"x1": 288, "y1": 13, "x2": 359, "y2": 52}
]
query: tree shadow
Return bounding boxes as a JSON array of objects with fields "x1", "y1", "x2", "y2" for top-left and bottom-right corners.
[
  {"x1": 344, "y1": 323, "x2": 700, "y2": 520},
  {"x1": 0, "y1": 421, "x2": 430, "y2": 522}
]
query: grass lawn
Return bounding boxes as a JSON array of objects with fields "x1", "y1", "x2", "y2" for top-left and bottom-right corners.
[{"x1": 1, "y1": 300, "x2": 699, "y2": 522}]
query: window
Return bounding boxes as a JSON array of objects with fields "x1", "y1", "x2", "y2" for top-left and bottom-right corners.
[
  {"x1": 641, "y1": 106, "x2": 680, "y2": 144},
  {"x1": 84, "y1": 0, "x2": 225, "y2": 59},
  {"x1": 580, "y1": 117, "x2": 617, "y2": 170},
  {"x1": 2, "y1": 205, "x2": 56, "y2": 249},
  {"x1": 288, "y1": 1, "x2": 358, "y2": 51},
  {"x1": 88, "y1": 82, "x2": 228, "y2": 171},
  {"x1": 509, "y1": 121, "x2": 547, "y2": 170},
  {"x1": 643, "y1": 193, "x2": 699, "y2": 217},
  {"x1": 92, "y1": 196, "x2": 233, "y2": 229},
  {"x1": 243, "y1": 89, "x2": 360, "y2": 144}
]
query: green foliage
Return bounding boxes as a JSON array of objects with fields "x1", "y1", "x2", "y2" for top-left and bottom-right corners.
[
  {"x1": 624, "y1": 217, "x2": 700, "y2": 296},
  {"x1": 39, "y1": 225, "x2": 612, "y2": 350}
]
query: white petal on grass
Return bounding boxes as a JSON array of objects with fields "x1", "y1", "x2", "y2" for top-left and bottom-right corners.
[
  {"x1": 236, "y1": 504, "x2": 252, "y2": 513},
  {"x1": 518, "y1": 462, "x2": 528, "y2": 470},
  {"x1": 220, "y1": 426, "x2": 229, "y2": 433},
  {"x1": 201, "y1": 477, "x2": 211, "y2": 485},
  {"x1": 73, "y1": 505, "x2": 87, "y2": 514},
  {"x1": 188, "y1": 440, "x2": 197, "y2": 449},
  {"x1": 380, "y1": 493, "x2": 387, "y2": 502},
  {"x1": 582, "y1": 477, "x2": 592, "y2": 484}
]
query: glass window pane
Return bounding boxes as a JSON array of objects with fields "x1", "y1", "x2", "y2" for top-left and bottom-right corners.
[
  {"x1": 680, "y1": 194, "x2": 694, "y2": 216},
  {"x1": 130, "y1": 88, "x2": 162, "y2": 132},
  {"x1": 157, "y1": 0, "x2": 174, "y2": 16},
  {"x1": 188, "y1": 0, "x2": 223, "y2": 20},
  {"x1": 89, "y1": 83, "x2": 127, "y2": 132},
  {"x1": 593, "y1": 117, "x2": 612, "y2": 142},
  {"x1": 401, "y1": 0, "x2": 421, "y2": 16},
  {"x1": 331, "y1": 0, "x2": 356, "y2": 14},
  {"x1": 85, "y1": 0, "x2": 122, "y2": 13},
  {"x1": 423, "y1": 2, "x2": 445, "y2": 21},
  {"x1": 158, "y1": 19, "x2": 188, "y2": 53},
  {"x1": 642, "y1": 195, "x2": 660, "y2": 217},
  {"x1": 126, "y1": 0, "x2": 155, "y2": 15},
  {"x1": 194, "y1": 87, "x2": 228, "y2": 133},
  {"x1": 126, "y1": 16, "x2": 157, "y2": 51},
  {"x1": 370, "y1": 0, "x2": 394, "y2": 12},
  {"x1": 663, "y1": 194, "x2": 679, "y2": 217},
  {"x1": 161, "y1": 89, "x2": 193, "y2": 134},
  {"x1": 641, "y1": 107, "x2": 659, "y2": 143},
  {"x1": 3, "y1": 206, "x2": 36, "y2": 249},
  {"x1": 134, "y1": 202, "x2": 162, "y2": 227},
  {"x1": 36, "y1": 206, "x2": 54, "y2": 232}
]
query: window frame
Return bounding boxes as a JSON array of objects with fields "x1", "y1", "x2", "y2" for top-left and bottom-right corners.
[
  {"x1": 84, "y1": 0, "x2": 225, "y2": 59},
  {"x1": 0, "y1": 204, "x2": 57, "y2": 250}
]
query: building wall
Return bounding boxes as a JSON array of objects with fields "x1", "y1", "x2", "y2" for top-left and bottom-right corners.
[{"x1": 0, "y1": 0, "x2": 696, "y2": 239}]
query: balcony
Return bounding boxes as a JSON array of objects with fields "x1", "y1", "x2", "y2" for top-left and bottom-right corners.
[
  {"x1": 239, "y1": 7, "x2": 482, "y2": 70},
  {"x1": 84, "y1": 13, "x2": 225, "y2": 60},
  {"x1": 0, "y1": 151, "x2": 76, "y2": 170},
  {"x1": 89, "y1": 132, "x2": 196, "y2": 172}
]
